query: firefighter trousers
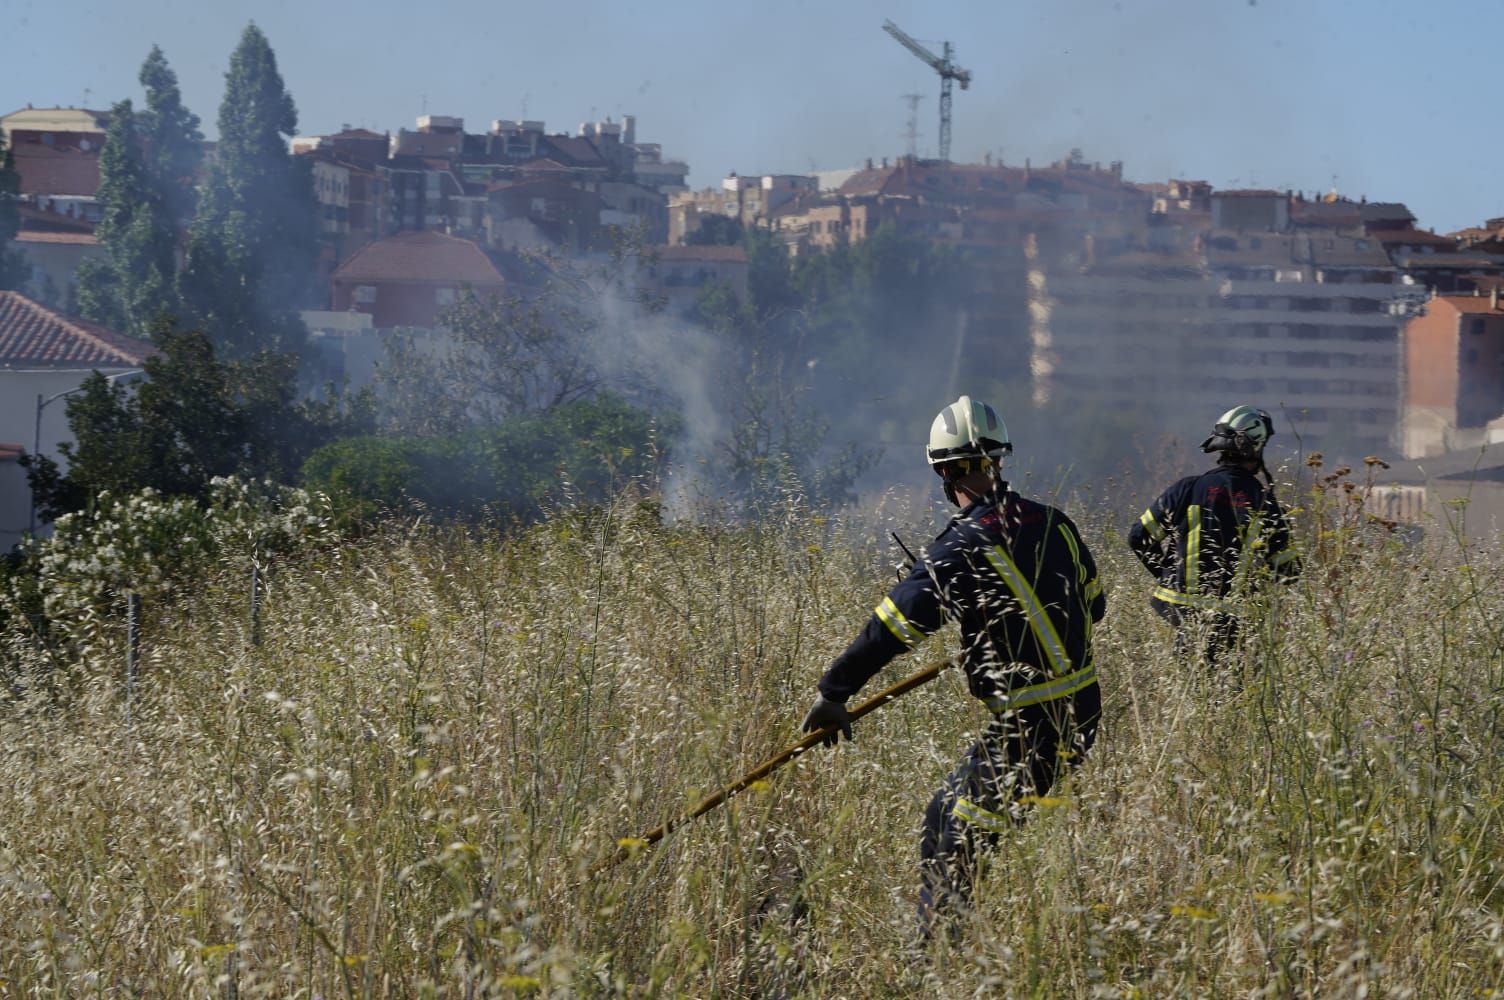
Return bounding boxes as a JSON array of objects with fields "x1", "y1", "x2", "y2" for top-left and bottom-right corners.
[{"x1": 918, "y1": 683, "x2": 1100, "y2": 937}]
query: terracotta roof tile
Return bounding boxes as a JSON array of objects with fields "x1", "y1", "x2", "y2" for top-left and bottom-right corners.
[
  {"x1": 0, "y1": 291, "x2": 155, "y2": 368},
  {"x1": 331, "y1": 230, "x2": 505, "y2": 286},
  {"x1": 1370, "y1": 227, "x2": 1456, "y2": 247},
  {"x1": 14, "y1": 230, "x2": 98, "y2": 246},
  {"x1": 0, "y1": 443, "x2": 23, "y2": 462},
  {"x1": 1435, "y1": 295, "x2": 1504, "y2": 315}
]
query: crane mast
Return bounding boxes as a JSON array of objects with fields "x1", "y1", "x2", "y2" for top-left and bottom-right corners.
[{"x1": 882, "y1": 19, "x2": 971, "y2": 163}]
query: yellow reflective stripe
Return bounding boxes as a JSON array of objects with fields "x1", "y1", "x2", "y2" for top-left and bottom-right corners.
[
  {"x1": 1139, "y1": 509, "x2": 1166, "y2": 542},
  {"x1": 1271, "y1": 547, "x2": 1299, "y2": 568},
  {"x1": 1084, "y1": 577, "x2": 1103, "y2": 602},
  {"x1": 875, "y1": 596, "x2": 923, "y2": 647},
  {"x1": 953, "y1": 796, "x2": 1014, "y2": 834},
  {"x1": 982, "y1": 662, "x2": 1097, "y2": 712},
  {"x1": 980, "y1": 661, "x2": 1100, "y2": 709},
  {"x1": 1152, "y1": 585, "x2": 1230, "y2": 611},
  {"x1": 982, "y1": 545, "x2": 1071, "y2": 678},
  {"x1": 1185, "y1": 505, "x2": 1202, "y2": 594},
  {"x1": 1056, "y1": 524, "x2": 1084, "y2": 585}
]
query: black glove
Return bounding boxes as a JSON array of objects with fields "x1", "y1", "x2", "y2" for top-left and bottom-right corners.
[{"x1": 802, "y1": 694, "x2": 853, "y2": 747}]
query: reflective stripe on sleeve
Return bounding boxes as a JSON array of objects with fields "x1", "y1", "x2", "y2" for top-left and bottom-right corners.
[
  {"x1": 1185, "y1": 504, "x2": 1202, "y2": 594},
  {"x1": 875, "y1": 596, "x2": 924, "y2": 647},
  {"x1": 1084, "y1": 577, "x2": 1103, "y2": 603},
  {"x1": 953, "y1": 796, "x2": 1014, "y2": 834},
  {"x1": 1139, "y1": 509, "x2": 1166, "y2": 542},
  {"x1": 1056, "y1": 523, "x2": 1084, "y2": 585}
]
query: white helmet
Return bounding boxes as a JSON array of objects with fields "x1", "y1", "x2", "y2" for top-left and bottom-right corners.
[
  {"x1": 1201, "y1": 404, "x2": 1274, "y2": 459},
  {"x1": 926, "y1": 395, "x2": 1011, "y2": 468}
]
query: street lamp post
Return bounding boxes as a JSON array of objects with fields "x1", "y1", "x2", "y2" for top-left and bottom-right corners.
[{"x1": 28, "y1": 369, "x2": 145, "y2": 538}]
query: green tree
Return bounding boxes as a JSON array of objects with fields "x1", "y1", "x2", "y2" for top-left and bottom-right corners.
[
  {"x1": 683, "y1": 213, "x2": 743, "y2": 247},
  {"x1": 0, "y1": 130, "x2": 24, "y2": 290},
  {"x1": 137, "y1": 46, "x2": 203, "y2": 233},
  {"x1": 76, "y1": 99, "x2": 178, "y2": 336},
  {"x1": 180, "y1": 22, "x2": 316, "y2": 358},
  {"x1": 303, "y1": 394, "x2": 668, "y2": 523},
  {"x1": 23, "y1": 324, "x2": 369, "y2": 523}
]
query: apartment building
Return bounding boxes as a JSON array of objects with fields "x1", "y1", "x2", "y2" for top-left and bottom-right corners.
[
  {"x1": 1030, "y1": 207, "x2": 1425, "y2": 459},
  {"x1": 1400, "y1": 290, "x2": 1504, "y2": 457},
  {"x1": 669, "y1": 172, "x2": 818, "y2": 244}
]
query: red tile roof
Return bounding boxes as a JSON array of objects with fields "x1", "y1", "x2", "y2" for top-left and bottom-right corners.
[
  {"x1": 0, "y1": 443, "x2": 23, "y2": 462},
  {"x1": 0, "y1": 291, "x2": 155, "y2": 368},
  {"x1": 331, "y1": 231, "x2": 505, "y2": 286},
  {"x1": 14, "y1": 230, "x2": 98, "y2": 246},
  {"x1": 1436, "y1": 295, "x2": 1504, "y2": 315},
  {"x1": 11, "y1": 141, "x2": 101, "y2": 197},
  {"x1": 1370, "y1": 227, "x2": 1455, "y2": 247}
]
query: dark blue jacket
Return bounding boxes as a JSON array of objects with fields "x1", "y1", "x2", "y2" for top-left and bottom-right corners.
[
  {"x1": 1127, "y1": 463, "x2": 1299, "y2": 613},
  {"x1": 818, "y1": 490, "x2": 1105, "y2": 712}
]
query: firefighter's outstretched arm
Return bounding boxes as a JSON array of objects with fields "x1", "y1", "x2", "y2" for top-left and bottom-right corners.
[{"x1": 804, "y1": 552, "x2": 948, "y2": 743}]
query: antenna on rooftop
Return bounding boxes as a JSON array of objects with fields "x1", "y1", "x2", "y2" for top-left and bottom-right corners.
[
  {"x1": 901, "y1": 92, "x2": 923, "y2": 158},
  {"x1": 882, "y1": 19, "x2": 971, "y2": 162}
]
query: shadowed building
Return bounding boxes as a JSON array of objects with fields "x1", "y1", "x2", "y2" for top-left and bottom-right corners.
[{"x1": 330, "y1": 230, "x2": 505, "y2": 329}]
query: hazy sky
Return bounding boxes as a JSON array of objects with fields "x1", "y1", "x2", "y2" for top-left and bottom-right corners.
[{"x1": 4, "y1": 0, "x2": 1498, "y2": 233}]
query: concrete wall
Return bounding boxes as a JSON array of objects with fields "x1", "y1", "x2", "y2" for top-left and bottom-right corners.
[
  {"x1": 0, "y1": 457, "x2": 29, "y2": 553},
  {"x1": 0, "y1": 366, "x2": 142, "y2": 548}
]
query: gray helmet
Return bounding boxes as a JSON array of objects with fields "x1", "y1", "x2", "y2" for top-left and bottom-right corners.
[{"x1": 1201, "y1": 404, "x2": 1274, "y2": 460}]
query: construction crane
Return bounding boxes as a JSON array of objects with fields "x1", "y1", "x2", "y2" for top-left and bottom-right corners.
[{"x1": 882, "y1": 19, "x2": 971, "y2": 163}]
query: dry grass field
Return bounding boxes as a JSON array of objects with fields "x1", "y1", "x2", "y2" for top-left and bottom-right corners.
[{"x1": 2, "y1": 471, "x2": 1503, "y2": 997}]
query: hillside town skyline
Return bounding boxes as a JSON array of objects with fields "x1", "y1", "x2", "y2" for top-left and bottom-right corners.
[{"x1": 7, "y1": 8, "x2": 1504, "y2": 549}]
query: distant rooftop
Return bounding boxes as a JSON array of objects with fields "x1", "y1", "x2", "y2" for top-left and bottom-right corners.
[
  {"x1": 0, "y1": 291, "x2": 154, "y2": 369},
  {"x1": 331, "y1": 231, "x2": 505, "y2": 286}
]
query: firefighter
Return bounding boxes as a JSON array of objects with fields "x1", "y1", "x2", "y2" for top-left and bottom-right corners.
[
  {"x1": 1127, "y1": 404, "x2": 1300, "y2": 667},
  {"x1": 801, "y1": 395, "x2": 1105, "y2": 938}
]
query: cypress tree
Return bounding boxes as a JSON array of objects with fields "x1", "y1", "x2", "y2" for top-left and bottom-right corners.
[
  {"x1": 137, "y1": 45, "x2": 203, "y2": 234},
  {"x1": 180, "y1": 22, "x2": 316, "y2": 358},
  {"x1": 76, "y1": 99, "x2": 177, "y2": 335},
  {"x1": 77, "y1": 48, "x2": 202, "y2": 337},
  {"x1": 0, "y1": 131, "x2": 23, "y2": 290}
]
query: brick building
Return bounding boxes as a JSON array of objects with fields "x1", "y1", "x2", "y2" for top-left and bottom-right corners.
[
  {"x1": 1400, "y1": 291, "x2": 1504, "y2": 457},
  {"x1": 330, "y1": 230, "x2": 505, "y2": 329}
]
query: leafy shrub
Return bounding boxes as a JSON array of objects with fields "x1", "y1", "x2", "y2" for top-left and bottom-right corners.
[
  {"x1": 302, "y1": 394, "x2": 671, "y2": 524},
  {"x1": 1, "y1": 476, "x2": 334, "y2": 649}
]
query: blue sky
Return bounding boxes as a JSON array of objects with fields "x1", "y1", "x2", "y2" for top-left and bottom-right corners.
[{"x1": 4, "y1": 0, "x2": 1498, "y2": 233}]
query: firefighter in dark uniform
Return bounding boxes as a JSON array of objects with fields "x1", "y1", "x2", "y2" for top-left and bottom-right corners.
[
  {"x1": 801, "y1": 395, "x2": 1106, "y2": 937},
  {"x1": 1128, "y1": 405, "x2": 1300, "y2": 667}
]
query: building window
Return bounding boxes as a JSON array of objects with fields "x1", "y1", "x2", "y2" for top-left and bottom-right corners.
[
  {"x1": 1472, "y1": 317, "x2": 1486, "y2": 335},
  {"x1": 436, "y1": 287, "x2": 456, "y2": 306},
  {"x1": 353, "y1": 285, "x2": 376, "y2": 304}
]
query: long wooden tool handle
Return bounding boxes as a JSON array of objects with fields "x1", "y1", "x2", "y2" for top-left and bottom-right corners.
[{"x1": 591, "y1": 658, "x2": 951, "y2": 874}]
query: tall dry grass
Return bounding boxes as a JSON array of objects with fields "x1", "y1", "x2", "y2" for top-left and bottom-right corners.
[{"x1": 1, "y1": 474, "x2": 1503, "y2": 997}]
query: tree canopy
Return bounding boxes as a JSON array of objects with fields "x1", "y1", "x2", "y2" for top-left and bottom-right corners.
[
  {"x1": 0, "y1": 132, "x2": 24, "y2": 291},
  {"x1": 179, "y1": 22, "x2": 316, "y2": 358}
]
